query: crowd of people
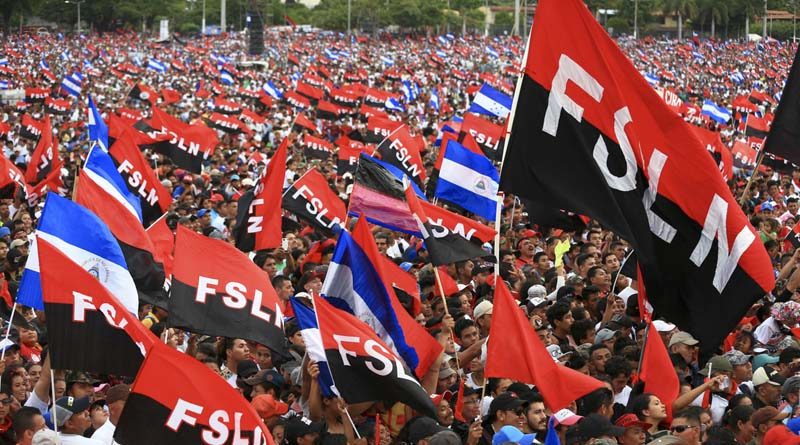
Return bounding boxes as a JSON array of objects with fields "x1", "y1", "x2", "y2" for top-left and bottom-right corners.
[{"x1": 0, "y1": 8, "x2": 800, "y2": 445}]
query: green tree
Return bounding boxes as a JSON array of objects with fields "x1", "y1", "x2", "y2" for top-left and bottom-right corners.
[
  {"x1": 698, "y1": 0, "x2": 728, "y2": 37},
  {"x1": 663, "y1": 0, "x2": 698, "y2": 39}
]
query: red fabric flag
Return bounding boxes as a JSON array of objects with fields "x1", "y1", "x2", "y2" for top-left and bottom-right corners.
[
  {"x1": 485, "y1": 281, "x2": 604, "y2": 411},
  {"x1": 639, "y1": 322, "x2": 680, "y2": 417},
  {"x1": 453, "y1": 378, "x2": 466, "y2": 422},
  {"x1": 146, "y1": 214, "x2": 175, "y2": 279},
  {"x1": 434, "y1": 266, "x2": 459, "y2": 298}
]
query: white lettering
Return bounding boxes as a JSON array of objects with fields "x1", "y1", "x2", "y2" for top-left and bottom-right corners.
[
  {"x1": 196, "y1": 276, "x2": 219, "y2": 303},
  {"x1": 333, "y1": 334, "x2": 360, "y2": 366},
  {"x1": 543, "y1": 54, "x2": 604, "y2": 137},
  {"x1": 593, "y1": 107, "x2": 638, "y2": 191},
  {"x1": 166, "y1": 398, "x2": 203, "y2": 431}
]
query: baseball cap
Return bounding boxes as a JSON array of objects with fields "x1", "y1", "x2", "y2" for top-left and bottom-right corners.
[
  {"x1": 668, "y1": 331, "x2": 699, "y2": 348},
  {"x1": 439, "y1": 366, "x2": 456, "y2": 380},
  {"x1": 754, "y1": 353, "x2": 780, "y2": 370},
  {"x1": 474, "y1": 300, "x2": 493, "y2": 319},
  {"x1": 706, "y1": 355, "x2": 733, "y2": 374},
  {"x1": 65, "y1": 371, "x2": 98, "y2": 385},
  {"x1": 242, "y1": 178, "x2": 255, "y2": 187},
  {"x1": 594, "y1": 328, "x2": 618, "y2": 345},
  {"x1": 489, "y1": 392, "x2": 525, "y2": 417},
  {"x1": 251, "y1": 394, "x2": 289, "y2": 419},
  {"x1": 0, "y1": 339, "x2": 19, "y2": 354},
  {"x1": 492, "y1": 426, "x2": 536, "y2": 445},
  {"x1": 0, "y1": 227, "x2": 10, "y2": 238},
  {"x1": 569, "y1": 414, "x2": 625, "y2": 440},
  {"x1": 9, "y1": 239, "x2": 27, "y2": 250},
  {"x1": 236, "y1": 360, "x2": 259, "y2": 379},
  {"x1": 230, "y1": 174, "x2": 241, "y2": 181},
  {"x1": 753, "y1": 366, "x2": 786, "y2": 387},
  {"x1": 552, "y1": 409, "x2": 583, "y2": 426},
  {"x1": 751, "y1": 407, "x2": 780, "y2": 429},
  {"x1": 244, "y1": 369, "x2": 285, "y2": 390},
  {"x1": 723, "y1": 350, "x2": 752, "y2": 366},
  {"x1": 285, "y1": 417, "x2": 324, "y2": 445},
  {"x1": 197, "y1": 208, "x2": 209, "y2": 218},
  {"x1": 546, "y1": 344, "x2": 571, "y2": 362},
  {"x1": 527, "y1": 285, "x2": 547, "y2": 300},
  {"x1": 614, "y1": 413, "x2": 651, "y2": 430},
  {"x1": 31, "y1": 429, "x2": 60, "y2": 445},
  {"x1": 105, "y1": 384, "x2": 130, "y2": 405},
  {"x1": 52, "y1": 396, "x2": 90, "y2": 427},
  {"x1": 430, "y1": 391, "x2": 453, "y2": 406},
  {"x1": 409, "y1": 417, "x2": 447, "y2": 444},
  {"x1": 652, "y1": 320, "x2": 676, "y2": 332}
]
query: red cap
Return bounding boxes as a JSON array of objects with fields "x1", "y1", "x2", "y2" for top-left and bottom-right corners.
[
  {"x1": 251, "y1": 394, "x2": 289, "y2": 420},
  {"x1": 614, "y1": 413, "x2": 651, "y2": 430},
  {"x1": 430, "y1": 390, "x2": 453, "y2": 406}
]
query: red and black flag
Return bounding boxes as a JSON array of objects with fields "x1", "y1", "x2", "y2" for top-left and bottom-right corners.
[
  {"x1": 19, "y1": 114, "x2": 43, "y2": 141},
  {"x1": 284, "y1": 91, "x2": 311, "y2": 110},
  {"x1": 213, "y1": 97, "x2": 242, "y2": 115},
  {"x1": 365, "y1": 116, "x2": 403, "y2": 144},
  {"x1": 316, "y1": 100, "x2": 342, "y2": 121},
  {"x1": 108, "y1": 130, "x2": 173, "y2": 224},
  {"x1": 744, "y1": 115, "x2": 769, "y2": 140},
  {"x1": 146, "y1": 214, "x2": 175, "y2": 280},
  {"x1": 44, "y1": 97, "x2": 71, "y2": 115},
  {"x1": 291, "y1": 294, "x2": 438, "y2": 419},
  {"x1": 301, "y1": 134, "x2": 334, "y2": 161},
  {"x1": 205, "y1": 112, "x2": 252, "y2": 135},
  {"x1": 148, "y1": 107, "x2": 218, "y2": 173},
  {"x1": 374, "y1": 125, "x2": 427, "y2": 187},
  {"x1": 762, "y1": 46, "x2": 800, "y2": 165},
  {"x1": 38, "y1": 238, "x2": 158, "y2": 377},
  {"x1": 282, "y1": 168, "x2": 346, "y2": 235},
  {"x1": 24, "y1": 87, "x2": 49, "y2": 103},
  {"x1": 330, "y1": 88, "x2": 360, "y2": 109},
  {"x1": 26, "y1": 115, "x2": 57, "y2": 185},
  {"x1": 459, "y1": 113, "x2": 505, "y2": 160},
  {"x1": 293, "y1": 112, "x2": 318, "y2": 134},
  {"x1": 114, "y1": 343, "x2": 273, "y2": 445},
  {"x1": 689, "y1": 126, "x2": 733, "y2": 181},
  {"x1": 336, "y1": 139, "x2": 365, "y2": 177},
  {"x1": 499, "y1": 0, "x2": 774, "y2": 354},
  {"x1": 296, "y1": 81, "x2": 324, "y2": 104},
  {"x1": 129, "y1": 83, "x2": 157, "y2": 104},
  {"x1": 404, "y1": 178, "x2": 489, "y2": 266},
  {"x1": 234, "y1": 139, "x2": 287, "y2": 252},
  {"x1": 170, "y1": 226, "x2": 285, "y2": 352}
]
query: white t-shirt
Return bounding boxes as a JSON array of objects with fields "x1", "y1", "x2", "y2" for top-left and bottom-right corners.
[
  {"x1": 91, "y1": 419, "x2": 119, "y2": 445},
  {"x1": 614, "y1": 386, "x2": 632, "y2": 406},
  {"x1": 59, "y1": 433, "x2": 104, "y2": 445},
  {"x1": 24, "y1": 390, "x2": 49, "y2": 414}
]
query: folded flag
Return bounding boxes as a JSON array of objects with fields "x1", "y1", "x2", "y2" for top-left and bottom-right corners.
[
  {"x1": 384, "y1": 97, "x2": 405, "y2": 112},
  {"x1": 435, "y1": 140, "x2": 499, "y2": 221},
  {"x1": 701, "y1": 100, "x2": 732, "y2": 124},
  {"x1": 38, "y1": 238, "x2": 157, "y2": 376},
  {"x1": 18, "y1": 193, "x2": 139, "y2": 313},
  {"x1": 291, "y1": 294, "x2": 438, "y2": 419},
  {"x1": 87, "y1": 95, "x2": 109, "y2": 150},
  {"x1": 467, "y1": 83, "x2": 512, "y2": 118}
]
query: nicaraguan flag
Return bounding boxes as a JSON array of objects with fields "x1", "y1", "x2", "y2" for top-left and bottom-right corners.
[
  {"x1": 0, "y1": 57, "x2": 7, "y2": 66},
  {"x1": 39, "y1": 59, "x2": 49, "y2": 70},
  {"x1": 147, "y1": 58, "x2": 167, "y2": 74},
  {"x1": 61, "y1": 72, "x2": 83, "y2": 97},
  {"x1": 87, "y1": 95, "x2": 109, "y2": 151},
  {"x1": 17, "y1": 193, "x2": 139, "y2": 312},
  {"x1": 437, "y1": 36, "x2": 449, "y2": 45},
  {"x1": 644, "y1": 73, "x2": 659, "y2": 86},
  {"x1": 468, "y1": 83, "x2": 512, "y2": 118},
  {"x1": 324, "y1": 48, "x2": 338, "y2": 60},
  {"x1": 338, "y1": 50, "x2": 350, "y2": 58},
  {"x1": 321, "y1": 228, "x2": 420, "y2": 371},
  {"x1": 435, "y1": 140, "x2": 500, "y2": 220},
  {"x1": 0, "y1": 80, "x2": 8, "y2": 90},
  {"x1": 82, "y1": 147, "x2": 143, "y2": 223},
  {"x1": 701, "y1": 99, "x2": 732, "y2": 124},
  {"x1": 430, "y1": 88, "x2": 440, "y2": 111},
  {"x1": 291, "y1": 300, "x2": 339, "y2": 397},
  {"x1": 401, "y1": 80, "x2": 417, "y2": 102},
  {"x1": 730, "y1": 72, "x2": 745, "y2": 84},
  {"x1": 59, "y1": 49, "x2": 70, "y2": 61},
  {"x1": 485, "y1": 46, "x2": 499, "y2": 58},
  {"x1": 220, "y1": 69, "x2": 235, "y2": 85},
  {"x1": 380, "y1": 56, "x2": 394, "y2": 66},
  {"x1": 262, "y1": 80, "x2": 283, "y2": 100},
  {"x1": 385, "y1": 97, "x2": 405, "y2": 112}
]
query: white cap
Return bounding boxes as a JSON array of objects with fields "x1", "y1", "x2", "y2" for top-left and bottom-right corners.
[
  {"x1": 473, "y1": 300, "x2": 493, "y2": 319},
  {"x1": 653, "y1": 320, "x2": 677, "y2": 332}
]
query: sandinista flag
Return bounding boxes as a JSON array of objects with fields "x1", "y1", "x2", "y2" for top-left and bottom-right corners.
[
  {"x1": 26, "y1": 115, "x2": 57, "y2": 185},
  {"x1": 170, "y1": 226, "x2": 286, "y2": 353},
  {"x1": 639, "y1": 322, "x2": 680, "y2": 418},
  {"x1": 146, "y1": 214, "x2": 175, "y2": 281},
  {"x1": 322, "y1": 217, "x2": 442, "y2": 378},
  {"x1": 404, "y1": 178, "x2": 490, "y2": 266},
  {"x1": 234, "y1": 139, "x2": 287, "y2": 252},
  {"x1": 291, "y1": 294, "x2": 438, "y2": 419},
  {"x1": 38, "y1": 238, "x2": 157, "y2": 377},
  {"x1": 762, "y1": 42, "x2": 800, "y2": 165},
  {"x1": 148, "y1": 107, "x2": 219, "y2": 173},
  {"x1": 293, "y1": 112, "x2": 318, "y2": 134},
  {"x1": 301, "y1": 134, "x2": 334, "y2": 161},
  {"x1": 364, "y1": 116, "x2": 403, "y2": 143},
  {"x1": 689, "y1": 126, "x2": 733, "y2": 182},
  {"x1": 19, "y1": 114, "x2": 43, "y2": 141},
  {"x1": 336, "y1": 141, "x2": 365, "y2": 177},
  {"x1": 486, "y1": 280, "x2": 604, "y2": 411},
  {"x1": 108, "y1": 129, "x2": 173, "y2": 224},
  {"x1": 375, "y1": 124, "x2": 427, "y2": 187},
  {"x1": 282, "y1": 168, "x2": 346, "y2": 235},
  {"x1": 379, "y1": 255, "x2": 422, "y2": 317},
  {"x1": 75, "y1": 147, "x2": 166, "y2": 296},
  {"x1": 499, "y1": 0, "x2": 774, "y2": 353},
  {"x1": 114, "y1": 343, "x2": 273, "y2": 444},
  {"x1": 205, "y1": 112, "x2": 252, "y2": 136},
  {"x1": 460, "y1": 113, "x2": 505, "y2": 160}
]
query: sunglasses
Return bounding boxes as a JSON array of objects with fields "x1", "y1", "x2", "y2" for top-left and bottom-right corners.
[
  {"x1": 670, "y1": 425, "x2": 696, "y2": 433},
  {"x1": 0, "y1": 398, "x2": 12, "y2": 405}
]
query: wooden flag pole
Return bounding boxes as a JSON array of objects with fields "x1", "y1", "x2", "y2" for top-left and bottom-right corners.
[
  {"x1": 738, "y1": 148, "x2": 767, "y2": 207},
  {"x1": 433, "y1": 266, "x2": 462, "y2": 372}
]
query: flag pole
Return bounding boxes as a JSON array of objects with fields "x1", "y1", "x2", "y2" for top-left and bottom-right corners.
[
  {"x1": 738, "y1": 147, "x2": 767, "y2": 206},
  {"x1": 344, "y1": 407, "x2": 361, "y2": 439},
  {"x1": 493, "y1": 192, "x2": 503, "y2": 280},
  {"x1": 0, "y1": 302, "x2": 16, "y2": 388},
  {"x1": 498, "y1": 25, "x2": 534, "y2": 171},
  {"x1": 432, "y1": 266, "x2": 462, "y2": 371},
  {"x1": 636, "y1": 323, "x2": 650, "y2": 377},
  {"x1": 610, "y1": 249, "x2": 635, "y2": 297},
  {"x1": 51, "y1": 372, "x2": 58, "y2": 433}
]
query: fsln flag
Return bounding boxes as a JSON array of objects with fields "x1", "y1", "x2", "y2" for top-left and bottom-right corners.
[
  {"x1": 405, "y1": 179, "x2": 490, "y2": 266},
  {"x1": 170, "y1": 226, "x2": 286, "y2": 353},
  {"x1": 74, "y1": 147, "x2": 167, "y2": 295},
  {"x1": 375, "y1": 125, "x2": 427, "y2": 187},
  {"x1": 499, "y1": 0, "x2": 774, "y2": 354},
  {"x1": 114, "y1": 343, "x2": 273, "y2": 444},
  {"x1": 291, "y1": 294, "x2": 438, "y2": 419},
  {"x1": 233, "y1": 138, "x2": 288, "y2": 251},
  {"x1": 435, "y1": 140, "x2": 499, "y2": 221},
  {"x1": 762, "y1": 44, "x2": 800, "y2": 165},
  {"x1": 38, "y1": 238, "x2": 157, "y2": 377},
  {"x1": 147, "y1": 58, "x2": 167, "y2": 74},
  {"x1": 468, "y1": 83, "x2": 512, "y2": 118},
  {"x1": 701, "y1": 99, "x2": 732, "y2": 124},
  {"x1": 87, "y1": 95, "x2": 109, "y2": 150},
  {"x1": 321, "y1": 217, "x2": 442, "y2": 377},
  {"x1": 292, "y1": 299, "x2": 339, "y2": 397},
  {"x1": 282, "y1": 168, "x2": 346, "y2": 235},
  {"x1": 61, "y1": 72, "x2": 83, "y2": 97},
  {"x1": 18, "y1": 193, "x2": 139, "y2": 313}
]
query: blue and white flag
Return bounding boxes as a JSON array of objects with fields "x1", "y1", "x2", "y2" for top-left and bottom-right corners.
[
  {"x1": 385, "y1": 97, "x2": 405, "y2": 112},
  {"x1": 147, "y1": 58, "x2": 167, "y2": 74},
  {"x1": 644, "y1": 73, "x2": 659, "y2": 86},
  {"x1": 468, "y1": 83, "x2": 512, "y2": 118},
  {"x1": 485, "y1": 46, "x2": 499, "y2": 58},
  {"x1": 0, "y1": 57, "x2": 7, "y2": 66},
  {"x1": 701, "y1": 100, "x2": 732, "y2": 124},
  {"x1": 59, "y1": 49, "x2": 70, "y2": 61},
  {"x1": 87, "y1": 95, "x2": 109, "y2": 151},
  {"x1": 82, "y1": 147, "x2": 143, "y2": 222},
  {"x1": 321, "y1": 228, "x2": 420, "y2": 371},
  {"x1": 437, "y1": 36, "x2": 449, "y2": 45},
  {"x1": 220, "y1": 69, "x2": 235, "y2": 85},
  {"x1": 338, "y1": 50, "x2": 351, "y2": 58},
  {"x1": 17, "y1": 193, "x2": 139, "y2": 312},
  {"x1": 324, "y1": 48, "x2": 338, "y2": 60},
  {"x1": 380, "y1": 56, "x2": 394, "y2": 66},
  {"x1": 430, "y1": 88, "x2": 440, "y2": 111},
  {"x1": 61, "y1": 72, "x2": 83, "y2": 97},
  {"x1": 262, "y1": 80, "x2": 283, "y2": 100},
  {"x1": 39, "y1": 59, "x2": 49, "y2": 70},
  {"x1": 435, "y1": 140, "x2": 500, "y2": 221},
  {"x1": 730, "y1": 72, "x2": 745, "y2": 84},
  {"x1": 0, "y1": 80, "x2": 8, "y2": 90},
  {"x1": 401, "y1": 80, "x2": 418, "y2": 102},
  {"x1": 291, "y1": 300, "x2": 338, "y2": 397}
]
